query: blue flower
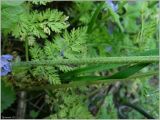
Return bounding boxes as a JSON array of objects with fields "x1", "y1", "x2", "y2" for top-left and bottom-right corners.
[
  {"x1": 0, "y1": 54, "x2": 13, "y2": 76},
  {"x1": 60, "y1": 50, "x2": 64, "y2": 57},
  {"x1": 105, "y1": 46, "x2": 112, "y2": 52},
  {"x1": 108, "y1": 22, "x2": 115, "y2": 34},
  {"x1": 106, "y1": 0, "x2": 118, "y2": 12}
]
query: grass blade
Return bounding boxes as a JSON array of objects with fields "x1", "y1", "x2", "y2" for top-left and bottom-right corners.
[{"x1": 87, "y1": 2, "x2": 105, "y2": 33}]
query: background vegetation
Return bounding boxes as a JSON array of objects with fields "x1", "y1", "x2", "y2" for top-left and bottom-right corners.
[{"x1": 1, "y1": 0, "x2": 159, "y2": 119}]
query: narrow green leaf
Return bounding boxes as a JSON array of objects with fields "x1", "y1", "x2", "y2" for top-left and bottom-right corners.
[
  {"x1": 108, "y1": 7, "x2": 124, "y2": 32},
  {"x1": 107, "y1": 63, "x2": 150, "y2": 79},
  {"x1": 61, "y1": 49, "x2": 158, "y2": 81},
  {"x1": 71, "y1": 63, "x2": 150, "y2": 81},
  {"x1": 87, "y1": 2, "x2": 105, "y2": 33},
  {"x1": 61, "y1": 64, "x2": 123, "y2": 78},
  {"x1": 19, "y1": 71, "x2": 158, "y2": 91}
]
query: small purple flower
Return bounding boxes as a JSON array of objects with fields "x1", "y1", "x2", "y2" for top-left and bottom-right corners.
[
  {"x1": 105, "y1": 46, "x2": 112, "y2": 52},
  {"x1": 108, "y1": 22, "x2": 115, "y2": 34},
  {"x1": 106, "y1": 0, "x2": 118, "y2": 12},
  {"x1": 0, "y1": 54, "x2": 13, "y2": 76},
  {"x1": 60, "y1": 50, "x2": 64, "y2": 57}
]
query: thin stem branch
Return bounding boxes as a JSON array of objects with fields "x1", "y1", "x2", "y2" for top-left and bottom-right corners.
[
  {"x1": 128, "y1": 70, "x2": 158, "y2": 79},
  {"x1": 121, "y1": 102, "x2": 154, "y2": 119},
  {"x1": 12, "y1": 56, "x2": 159, "y2": 67}
]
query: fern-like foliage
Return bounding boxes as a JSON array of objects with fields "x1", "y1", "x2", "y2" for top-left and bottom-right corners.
[
  {"x1": 136, "y1": 20, "x2": 157, "y2": 50},
  {"x1": 135, "y1": 13, "x2": 157, "y2": 51},
  {"x1": 9, "y1": 7, "x2": 69, "y2": 46},
  {"x1": 30, "y1": 44, "x2": 60, "y2": 84},
  {"x1": 97, "y1": 94, "x2": 118, "y2": 119},
  {"x1": 31, "y1": 0, "x2": 53, "y2": 5},
  {"x1": 46, "y1": 90, "x2": 93, "y2": 119},
  {"x1": 53, "y1": 27, "x2": 88, "y2": 59},
  {"x1": 32, "y1": 9, "x2": 69, "y2": 34},
  {"x1": 30, "y1": 27, "x2": 88, "y2": 84}
]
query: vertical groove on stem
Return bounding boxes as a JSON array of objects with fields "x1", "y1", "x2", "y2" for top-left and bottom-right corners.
[{"x1": 16, "y1": 91, "x2": 27, "y2": 119}]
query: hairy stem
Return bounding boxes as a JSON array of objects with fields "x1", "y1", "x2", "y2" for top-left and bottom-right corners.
[{"x1": 12, "y1": 56, "x2": 159, "y2": 67}]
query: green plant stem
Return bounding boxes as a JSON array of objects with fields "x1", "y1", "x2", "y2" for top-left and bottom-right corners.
[
  {"x1": 121, "y1": 102, "x2": 154, "y2": 119},
  {"x1": 128, "y1": 71, "x2": 158, "y2": 79},
  {"x1": 17, "y1": 71, "x2": 158, "y2": 91},
  {"x1": 140, "y1": 8, "x2": 144, "y2": 49},
  {"x1": 12, "y1": 56, "x2": 159, "y2": 67}
]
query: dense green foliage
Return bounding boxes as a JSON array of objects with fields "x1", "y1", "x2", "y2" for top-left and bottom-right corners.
[{"x1": 1, "y1": 0, "x2": 159, "y2": 119}]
